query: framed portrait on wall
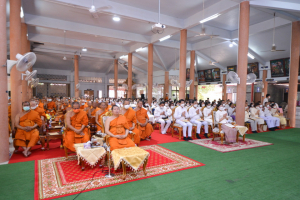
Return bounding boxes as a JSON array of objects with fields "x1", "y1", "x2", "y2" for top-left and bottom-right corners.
[
  {"x1": 204, "y1": 69, "x2": 213, "y2": 82},
  {"x1": 212, "y1": 68, "x2": 220, "y2": 81},
  {"x1": 270, "y1": 59, "x2": 285, "y2": 77},
  {"x1": 284, "y1": 58, "x2": 290, "y2": 76},
  {"x1": 227, "y1": 65, "x2": 237, "y2": 72},
  {"x1": 186, "y1": 68, "x2": 190, "y2": 81},
  {"x1": 198, "y1": 70, "x2": 205, "y2": 82},
  {"x1": 247, "y1": 62, "x2": 259, "y2": 78}
]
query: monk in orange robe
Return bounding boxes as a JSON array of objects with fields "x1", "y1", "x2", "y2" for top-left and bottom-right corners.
[
  {"x1": 105, "y1": 105, "x2": 135, "y2": 151},
  {"x1": 64, "y1": 102, "x2": 90, "y2": 152},
  {"x1": 80, "y1": 100, "x2": 86, "y2": 110},
  {"x1": 46, "y1": 97, "x2": 56, "y2": 110},
  {"x1": 134, "y1": 100, "x2": 153, "y2": 140},
  {"x1": 14, "y1": 101, "x2": 43, "y2": 157},
  {"x1": 38, "y1": 100, "x2": 44, "y2": 109},
  {"x1": 30, "y1": 100, "x2": 46, "y2": 119},
  {"x1": 121, "y1": 100, "x2": 140, "y2": 146},
  {"x1": 95, "y1": 102, "x2": 108, "y2": 133},
  {"x1": 88, "y1": 102, "x2": 100, "y2": 118}
]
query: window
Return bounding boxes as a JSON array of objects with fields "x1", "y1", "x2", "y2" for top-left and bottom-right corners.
[
  {"x1": 98, "y1": 90, "x2": 102, "y2": 98},
  {"x1": 109, "y1": 79, "x2": 126, "y2": 84},
  {"x1": 108, "y1": 86, "x2": 126, "y2": 98},
  {"x1": 79, "y1": 76, "x2": 102, "y2": 83}
]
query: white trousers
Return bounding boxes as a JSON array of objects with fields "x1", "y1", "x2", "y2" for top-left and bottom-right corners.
[
  {"x1": 157, "y1": 119, "x2": 171, "y2": 133},
  {"x1": 190, "y1": 119, "x2": 208, "y2": 134},
  {"x1": 176, "y1": 119, "x2": 193, "y2": 137},
  {"x1": 246, "y1": 119, "x2": 258, "y2": 131},
  {"x1": 261, "y1": 116, "x2": 280, "y2": 128}
]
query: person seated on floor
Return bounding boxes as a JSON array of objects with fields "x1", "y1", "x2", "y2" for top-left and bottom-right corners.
[
  {"x1": 88, "y1": 101, "x2": 100, "y2": 118},
  {"x1": 215, "y1": 104, "x2": 237, "y2": 143},
  {"x1": 258, "y1": 103, "x2": 279, "y2": 131},
  {"x1": 95, "y1": 102, "x2": 109, "y2": 133},
  {"x1": 154, "y1": 101, "x2": 172, "y2": 134},
  {"x1": 14, "y1": 101, "x2": 43, "y2": 157},
  {"x1": 121, "y1": 100, "x2": 140, "y2": 146},
  {"x1": 249, "y1": 103, "x2": 264, "y2": 132},
  {"x1": 270, "y1": 103, "x2": 286, "y2": 128},
  {"x1": 203, "y1": 101, "x2": 213, "y2": 126},
  {"x1": 189, "y1": 100, "x2": 209, "y2": 139},
  {"x1": 63, "y1": 102, "x2": 90, "y2": 152},
  {"x1": 105, "y1": 105, "x2": 136, "y2": 151},
  {"x1": 174, "y1": 99, "x2": 193, "y2": 141},
  {"x1": 134, "y1": 100, "x2": 153, "y2": 141}
]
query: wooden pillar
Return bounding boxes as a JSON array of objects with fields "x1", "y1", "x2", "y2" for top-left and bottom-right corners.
[
  {"x1": 235, "y1": 1, "x2": 250, "y2": 126},
  {"x1": 114, "y1": 59, "x2": 118, "y2": 98},
  {"x1": 10, "y1": 0, "x2": 22, "y2": 129},
  {"x1": 262, "y1": 70, "x2": 268, "y2": 102},
  {"x1": 74, "y1": 55, "x2": 79, "y2": 98},
  {"x1": 128, "y1": 53, "x2": 132, "y2": 99},
  {"x1": 21, "y1": 23, "x2": 28, "y2": 101},
  {"x1": 287, "y1": 21, "x2": 300, "y2": 127},
  {"x1": 222, "y1": 74, "x2": 227, "y2": 100},
  {"x1": 190, "y1": 50, "x2": 195, "y2": 100},
  {"x1": 148, "y1": 44, "x2": 153, "y2": 104},
  {"x1": 179, "y1": 29, "x2": 187, "y2": 100},
  {"x1": 164, "y1": 71, "x2": 169, "y2": 99},
  {"x1": 0, "y1": 0, "x2": 9, "y2": 163}
]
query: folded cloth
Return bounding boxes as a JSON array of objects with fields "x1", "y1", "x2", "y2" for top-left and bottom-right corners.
[
  {"x1": 75, "y1": 144, "x2": 106, "y2": 167},
  {"x1": 111, "y1": 147, "x2": 150, "y2": 171},
  {"x1": 235, "y1": 125, "x2": 248, "y2": 136}
]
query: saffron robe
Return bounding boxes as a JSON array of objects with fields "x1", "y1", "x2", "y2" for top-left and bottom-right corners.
[
  {"x1": 14, "y1": 110, "x2": 42, "y2": 147},
  {"x1": 47, "y1": 101, "x2": 56, "y2": 110},
  {"x1": 64, "y1": 110, "x2": 89, "y2": 152},
  {"x1": 96, "y1": 109, "x2": 107, "y2": 132},
  {"x1": 108, "y1": 115, "x2": 135, "y2": 151},
  {"x1": 124, "y1": 108, "x2": 140, "y2": 146},
  {"x1": 136, "y1": 108, "x2": 153, "y2": 139}
]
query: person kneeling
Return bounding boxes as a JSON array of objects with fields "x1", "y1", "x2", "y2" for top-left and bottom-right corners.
[
  {"x1": 14, "y1": 101, "x2": 43, "y2": 157},
  {"x1": 105, "y1": 105, "x2": 135, "y2": 151}
]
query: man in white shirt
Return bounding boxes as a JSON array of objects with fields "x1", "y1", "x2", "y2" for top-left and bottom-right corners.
[
  {"x1": 189, "y1": 100, "x2": 209, "y2": 139},
  {"x1": 174, "y1": 99, "x2": 193, "y2": 141},
  {"x1": 154, "y1": 102, "x2": 171, "y2": 134},
  {"x1": 263, "y1": 94, "x2": 271, "y2": 105},
  {"x1": 258, "y1": 104, "x2": 279, "y2": 131}
]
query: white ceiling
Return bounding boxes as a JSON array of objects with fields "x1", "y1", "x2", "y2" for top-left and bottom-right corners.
[{"x1": 5, "y1": 0, "x2": 300, "y2": 77}]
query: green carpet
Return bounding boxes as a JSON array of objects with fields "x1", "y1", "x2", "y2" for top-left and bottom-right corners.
[{"x1": 1, "y1": 128, "x2": 300, "y2": 200}]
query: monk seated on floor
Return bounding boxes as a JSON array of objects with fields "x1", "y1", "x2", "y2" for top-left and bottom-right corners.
[
  {"x1": 134, "y1": 100, "x2": 153, "y2": 141},
  {"x1": 14, "y1": 101, "x2": 43, "y2": 157},
  {"x1": 63, "y1": 102, "x2": 90, "y2": 152},
  {"x1": 105, "y1": 105, "x2": 135, "y2": 151}
]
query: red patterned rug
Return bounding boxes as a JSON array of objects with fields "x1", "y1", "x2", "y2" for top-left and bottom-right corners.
[
  {"x1": 35, "y1": 145, "x2": 204, "y2": 200},
  {"x1": 189, "y1": 138, "x2": 273, "y2": 153}
]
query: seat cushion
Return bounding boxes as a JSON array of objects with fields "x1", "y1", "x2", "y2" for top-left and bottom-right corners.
[{"x1": 173, "y1": 123, "x2": 182, "y2": 128}]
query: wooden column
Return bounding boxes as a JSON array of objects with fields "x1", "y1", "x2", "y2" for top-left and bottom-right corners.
[
  {"x1": 74, "y1": 55, "x2": 79, "y2": 98},
  {"x1": 21, "y1": 23, "x2": 28, "y2": 101},
  {"x1": 222, "y1": 74, "x2": 227, "y2": 100},
  {"x1": 262, "y1": 70, "x2": 268, "y2": 102},
  {"x1": 179, "y1": 29, "x2": 187, "y2": 100},
  {"x1": 189, "y1": 50, "x2": 195, "y2": 99},
  {"x1": 0, "y1": 0, "x2": 9, "y2": 163},
  {"x1": 148, "y1": 44, "x2": 153, "y2": 104},
  {"x1": 114, "y1": 59, "x2": 118, "y2": 98},
  {"x1": 235, "y1": 1, "x2": 250, "y2": 126},
  {"x1": 10, "y1": 0, "x2": 22, "y2": 129},
  {"x1": 164, "y1": 71, "x2": 169, "y2": 99},
  {"x1": 287, "y1": 21, "x2": 300, "y2": 127},
  {"x1": 128, "y1": 53, "x2": 132, "y2": 99}
]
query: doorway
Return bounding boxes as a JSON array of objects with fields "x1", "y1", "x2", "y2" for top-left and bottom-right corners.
[{"x1": 84, "y1": 90, "x2": 94, "y2": 100}]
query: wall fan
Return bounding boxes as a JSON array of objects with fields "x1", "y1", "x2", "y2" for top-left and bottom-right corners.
[
  {"x1": 76, "y1": 83, "x2": 81, "y2": 89},
  {"x1": 7, "y1": 52, "x2": 37, "y2": 74},
  {"x1": 246, "y1": 73, "x2": 257, "y2": 83},
  {"x1": 29, "y1": 78, "x2": 39, "y2": 88},
  {"x1": 226, "y1": 71, "x2": 240, "y2": 84},
  {"x1": 23, "y1": 70, "x2": 37, "y2": 81},
  {"x1": 186, "y1": 80, "x2": 193, "y2": 87}
]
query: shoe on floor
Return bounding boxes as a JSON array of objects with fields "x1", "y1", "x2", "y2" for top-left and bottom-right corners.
[
  {"x1": 204, "y1": 133, "x2": 209, "y2": 138},
  {"x1": 183, "y1": 137, "x2": 188, "y2": 141},
  {"x1": 187, "y1": 137, "x2": 193, "y2": 140},
  {"x1": 252, "y1": 131, "x2": 258, "y2": 133},
  {"x1": 196, "y1": 134, "x2": 201, "y2": 139}
]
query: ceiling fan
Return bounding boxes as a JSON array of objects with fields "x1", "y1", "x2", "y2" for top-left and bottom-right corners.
[
  {"x1": 261, "y1": 13, "x2": 285, "y2": 52},
  {"x1": 192, "y1": 0, "x2": 219, "y2": 38},
  {"x1": 88, "y1": 0, "x2": 112, "y2": 18}
]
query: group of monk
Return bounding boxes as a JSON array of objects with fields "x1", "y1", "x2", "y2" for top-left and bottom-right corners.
[{"x1": 10, "y1": 96, "x2": 153, "y2": 157}]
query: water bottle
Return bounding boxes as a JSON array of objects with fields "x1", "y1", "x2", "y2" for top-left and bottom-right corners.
[
  {"x1": 59, "y1": 118, "x2": 61, "y2": 126},
  {"x1": 60, "y1": 127, "x2": 64, "y2": 134}
]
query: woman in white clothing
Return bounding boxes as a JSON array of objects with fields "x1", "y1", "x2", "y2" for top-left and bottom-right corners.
[
  {"x1": 227, "y1": 103, "x2": 236, "y2": 121},
  {"x1": 203, "y1": 102, "x2": 213, "y2": 126}
]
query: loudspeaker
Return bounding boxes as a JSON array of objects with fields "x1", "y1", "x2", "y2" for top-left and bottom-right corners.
[{"x1": 141, "y1": 94, "x2": 145, "y2": 99}]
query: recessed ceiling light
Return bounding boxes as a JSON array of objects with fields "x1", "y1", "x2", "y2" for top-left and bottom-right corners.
[
  {"x1": 113, "y1": 16, "x2": 120, "y2": 22},
  {"x1": 63, "y1": 56, "x2": 67, "y2": 60},
  {"x1": 82, "y1": 48, "x2": 87, "y2": 52}
]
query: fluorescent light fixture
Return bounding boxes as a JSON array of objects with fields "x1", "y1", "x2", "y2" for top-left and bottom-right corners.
[
  {"x1": 159, "y1": 35, "x2": 171, "y2": 42},
  {"x1": 82, "y1": 48, "x2": 87, "y2": 52},
  {"x1": 247, "y1": 53, "x2": 255, "y2": 59},
  {"x1": 200, "y1": 13, "x2": 221, "y2": 23},
  {"x1": 135, "y1": 47, "x2": 144, "y2": 52},
  {"x1": 232, "y1": 41, "x2": 237, "y2": 45},
  {"x1": 229, "y1": 40, "x2": 237, "y2": 47},
  {"x1": 113, "y1": 16, "x2": 120, "y2": 22},
  {"x1": 63, "y1": 56, "x2": 67, "y2": 60},
  {"x1": 20, "y1": 7, "x2": 24, "y2": 18},
  {"x1": 119, "y1": 55, "x2": 127, "y2": 59}
]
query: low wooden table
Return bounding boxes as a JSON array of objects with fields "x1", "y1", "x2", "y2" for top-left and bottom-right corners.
[{"x1": 46, "y1": 125, "x2": 64, "y2": 150}]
